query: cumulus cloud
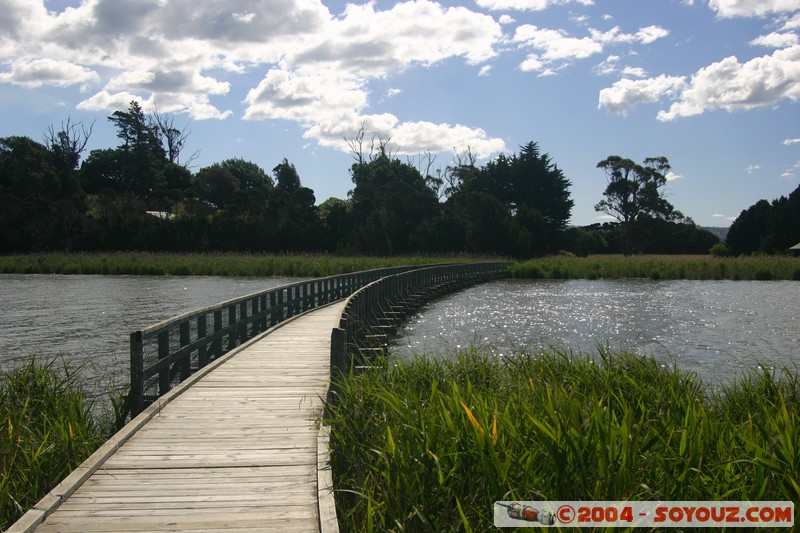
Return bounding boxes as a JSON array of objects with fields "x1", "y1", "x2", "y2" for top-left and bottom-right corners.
[
  {"x1": 709, "y1": 0, "x2": 800, "y2": 18},
  {"x1": 784, "y1": 137, "x2": 800, "y2": 144},
  {"x1": 0, "y1": 58, "x2": 98, "y2": 87},
  {"x1": 1, "y1": 0, "x2": 507, "y2": 155},
  {"x1": 515, "y1": 23, "x2": 668, "y2": 74},
  {"x1": 600, "y1": 45, "x2": 800, "y2": 119},
  {"x1": 657, "y1": 46, "x2": 800, "y2": 120},
  {"x1": 750, "y1": 32, "x2": 799, "y2": 48},
  {"x1": 598, "y1": 75, "x2": 687, "y2": 115},
  {"x1": 475, "y1": 0, "x2": 593, "y2": 11}
]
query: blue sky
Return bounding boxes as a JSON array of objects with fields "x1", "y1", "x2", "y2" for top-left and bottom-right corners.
[{"x1": 1, "y1": 0, "x2": 798, "y2": 227}]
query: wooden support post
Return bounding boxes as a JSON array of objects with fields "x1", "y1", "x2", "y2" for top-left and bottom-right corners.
[
  {"x1": 330, "y1": 327, "x2": 347, "y2": 376},
  {"x1": 157, "y1": 330, "x2": 170, "y2": 395},
  {"x1": 129, "y1": 331, "x2": 144, "y2": 418},
  {"x1": 179, "y1": 321, "x2": 191, "y2": 381},
  {"x1": 198, "y1": 314, "x2": 208, "y2": 368},
  {"x1": 212, "y1": 310, "x2": 223, "y2": 361},
  {"x1": 227, "y1": 304, "x2": 237, "y2": 350}
]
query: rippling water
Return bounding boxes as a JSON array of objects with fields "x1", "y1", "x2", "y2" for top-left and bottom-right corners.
[
  {"x1": 0, "y1": 274, "x2": 301, "y2": 398},
  {"x1": 392, "y1": 279, "x2": 800, "y2": 383}
]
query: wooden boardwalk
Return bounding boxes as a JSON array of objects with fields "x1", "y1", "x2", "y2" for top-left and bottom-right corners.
[{"x1": 19, "y1": 302, "x2": 346, "y2": 533}]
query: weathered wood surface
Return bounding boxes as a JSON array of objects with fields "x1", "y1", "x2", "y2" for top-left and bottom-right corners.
[{"x1": 27, "y1": 302, "x2": 347, "y2": 533}]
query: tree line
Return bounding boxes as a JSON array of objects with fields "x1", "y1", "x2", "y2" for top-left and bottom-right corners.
[{"x1": 0, "y1": 102, "x2": 751, "y2": 258}]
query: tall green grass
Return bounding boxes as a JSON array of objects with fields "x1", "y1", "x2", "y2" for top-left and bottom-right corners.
[
  {"x1": 510, "y1": 254, "x2": 800, "y2": 281},
  {"x1": 326, "y1": 349, "x2": 800, "y2": 532},
  {"x1": 0, "y1": 359, "x2": 111, "y2": 530},
  {"x1": 0, "y1": 253, "x2": 478, "y2": 277}
]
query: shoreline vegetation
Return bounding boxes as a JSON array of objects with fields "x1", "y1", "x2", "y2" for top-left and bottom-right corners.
[
  {"x1": 0, "y1": 252, "x2": 798, "y2": 280},
  {"x1": 0, "y1": 359, "x2": 114, "y2": 530},
  {"x1": 327, "y1": 349, "x2": 800, "y2": 532}
]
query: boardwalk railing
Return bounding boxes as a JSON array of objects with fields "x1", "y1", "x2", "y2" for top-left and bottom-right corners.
[
  {"x1": 126, "y1": 265, "x2": 432, "y2": 420},
  {"x1": 330, "y1": 262, "x2": 510, "y2": 373}
]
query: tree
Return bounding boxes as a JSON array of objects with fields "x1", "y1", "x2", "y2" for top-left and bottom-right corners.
[
  {"x1": 221, "y1": 158, "x2": 273, "y2": 192},
  {"x1": 193, "y1": 166, "x2": 240, "y2": 209},
  {"x1": 595, "y1": 155, "x2": 682, "y2": 253},
  {"x1": 150, "y1": 109, "x2": 198, "y2": 167},
  {"x1": 726, "y1": 184, "x2": 800, "y2": 255},
  {"x1": 348, "y1": 151, "x2": 439, "y2": 254},
  {"x1": 273, "y1": 158, "x2": 301, "y2": 193},
  {"x1": 452, "y1": 141, "x2": 573, "y2": 255},
  {"x1": 595, "y1": 156, "x2": 681, "y2": 223}
]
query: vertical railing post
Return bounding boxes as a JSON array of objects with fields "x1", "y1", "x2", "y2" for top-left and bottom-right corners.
[
  {"x1": 129, "y1": 331, "x2": 144, "y2": 418},
  {"x1": 330, "y1": 326, "x2": 347, "y2": 376},
  {"x1": 157, "y1": 330, "x2": 171, "y2": 395},
  {"x1": 179, "y1": 321, "x2": 191, "y2": 382},
  {"x1": 227, "y1": 304, "x2": 237, "y2": 350},
  {"x1": 269, "y1": 291, "x2": 278, "y2": 327},
  {"x1": 212, "y1": 310, "x2": 223, "y2": 360},
  {"x1": 198, "y1": 314, "x2": 208, "y2": 368},
  {"x1": 239, "y1": 301, "x2": 248, "y2": 344}
]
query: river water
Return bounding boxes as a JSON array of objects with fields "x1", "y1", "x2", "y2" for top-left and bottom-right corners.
[
  {"x1": 391, "y1": 279, "x2": 799, "y2": 384},
  {"x1": 0, "y1": 274, "x2": 301, "y2": 399},
  {"x1": 0, "y1": 276, "x2": 797, "y2": 399}
]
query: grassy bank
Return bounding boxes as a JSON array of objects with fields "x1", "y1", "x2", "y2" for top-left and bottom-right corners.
[
  {"x1": 510, "y1": 254, "x2": 800, "y2": 281},
  {"x1": 2, "y1": 252, "x2": 798, "y2": 281},
  {"x1": 327, "y1": 349, "x2": 800, "y2": 532},
  {"x1": 0, "y1": 359, "x2": 111, "y2": 530},
  {"x1": 0, "y1": 252, "x2": 473, "y2": 278}
]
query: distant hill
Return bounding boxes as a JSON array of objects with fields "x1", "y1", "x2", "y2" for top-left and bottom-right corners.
[{"x1": 702, "y1": 226, "x2": 729, "y2": 241}]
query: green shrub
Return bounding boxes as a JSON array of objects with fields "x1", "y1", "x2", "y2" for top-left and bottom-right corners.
[{"x1": 709, "y1": 242, "x2": 731, "y2": 257}]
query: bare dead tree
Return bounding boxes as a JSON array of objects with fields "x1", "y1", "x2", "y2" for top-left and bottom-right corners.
[
  {"x1": 408, "y1": 150, "x2": 447, "y2": 199},
  {"x1": 150, "y1": 108, "x2": 199, "y2": 167},
  {"x1": 442, "y1": 147, "x2": 477, "y2": 198},
  {"x1": 343, "y1": 121, "x2": 367, "y2": 165},
  {"x1": 44, "y1": 117, "x2": 95, "y2": 170}
]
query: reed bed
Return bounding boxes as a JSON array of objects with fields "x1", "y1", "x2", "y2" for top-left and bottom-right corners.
[
  {"x1": 510, "y1": 254, "x2": 800, "y2": 281},
  {"x1": 0, "y1": 359, "x2": 110, "y2": 530},
  {"x1": 0, "y1": 253, "x2": 473, "y2": 277},
  {"x1": 326, "y1": 349, "x2": 800, "y2": 532}
]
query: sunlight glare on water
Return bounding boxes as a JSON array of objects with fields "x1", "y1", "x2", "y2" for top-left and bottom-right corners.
[{"x1": 391, "y1": 279, "x2": 800, "y2": 383}]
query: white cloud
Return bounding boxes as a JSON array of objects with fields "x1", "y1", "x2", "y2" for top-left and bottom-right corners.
[
  {"x1": 591, "y1": 25, "x2": 670, "y2": 45},
  {"x1": 515, "y1": 23, "x2": 668, "y2": 74},
  {"x1": 593, "y1": 55, "x2": 620, "y2": 75},
  {"x1": 601, "y1": 45, "x2": 800, "y2": 119},
  {"x1": 745, "y1": 164, "x2": 762, "y2": 173},
  {"x1": 0, "y1": 58, "x2": 99, "y2": 87},
  {"x1": 1, "y1": 0, "x2": 508, "y2": 155},
  {"x1": 750, "y1": 31, "x2": 799, "y2": 48},
  {"x1": 783, "y1": 137, "x2": 800, "y2": 144},
  {"x1": 657, "y1": 46, "x2": 800, "y2": 120},
  {"x1": 475, "y1": 0, "x2": 593, "y2": 11},
  {"x1": 622, "y1": 66, "x2": 648, "y2": 78},
  {"x1": 709, "y1": 0, "x2": 800, "y2": 18},
  {"x1": 515, "y1": 25, "x2": 602, "y2": 62},
  {"x1": 385, "y1": 88, "x2": 403, "y2": 98},
  {"x1": 478, "y1": 65, "x2": 493, "y2": 76},
  {"x1": 666, "y1": 171, "x2": 684, "y2": 181},
  {"x1": 598, "y1": 75, "x2": 687, "y2": 115}
]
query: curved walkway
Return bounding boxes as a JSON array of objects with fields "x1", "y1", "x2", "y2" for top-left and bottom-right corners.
[{"x1": 12, "y1": 301, "x2": 346, "y2": 533}]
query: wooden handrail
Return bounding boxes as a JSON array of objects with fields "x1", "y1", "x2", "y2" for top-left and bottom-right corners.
[
  {"x1": 125, "y1": 265, "x2": 430, "y2": 421},
  {"x1": 331, "y1": 262, "x2": 511, "y2": 375}
]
